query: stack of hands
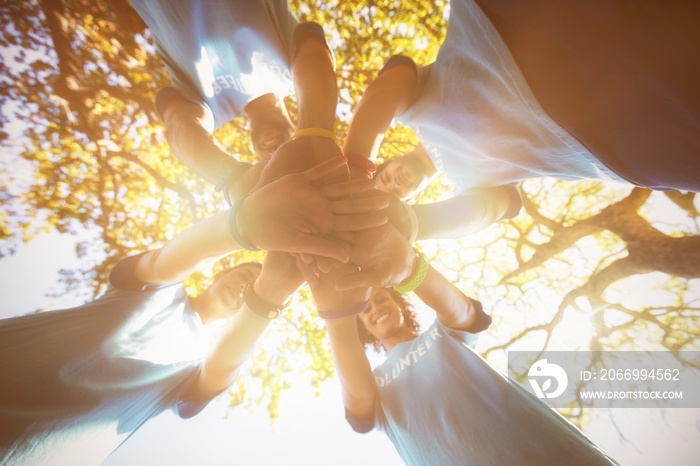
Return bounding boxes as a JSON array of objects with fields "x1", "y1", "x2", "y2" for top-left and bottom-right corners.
[{"x1": 232, "y1": 135, "x2": 419, "y2": 316}]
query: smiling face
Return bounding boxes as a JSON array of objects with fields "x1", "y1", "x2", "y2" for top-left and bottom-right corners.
[
  {"x1": 205, "y1": 263, "x2": 262, "y2": 319},
  {"x1": 374, "y1": 152, "x2": 430, "y2": 201},
  {"x1": 250, "y1": 117, "x2": 294, "y2": 162},
  {"x1": 246, "y1": 94, "x2": 295, "y2": 162},
  {"x1": 359, "y1": 288, "x2": 406, "y2": 341}
]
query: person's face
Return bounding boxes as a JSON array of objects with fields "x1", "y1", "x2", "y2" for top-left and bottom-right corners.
[
  {"x1": 207, "y1": 263, "x2": 261, "y2": 316},
  {"x1": 375, "y1": 155, "x2": 426, "y2": 201},
  {"x1": 250, "y1": 116, "x2": 294, "y2": 162},
  {"x1": 359, "y1": 288, "x2": 405, "y2": 340}
]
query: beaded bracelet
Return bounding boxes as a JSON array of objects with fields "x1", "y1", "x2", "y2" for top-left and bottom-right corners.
[
  {"x1": 393, "y1": 252, "x2": 429, "y2": 294},
  {"x1": 228, "y1": 197, "x2": 260, "y2": 251},
  {"x1": 318, "y1": 300, "x2": 370, "y2": 320},
  {"x1": 244, "y1": 283, "x2": 291, "y2": 319}
]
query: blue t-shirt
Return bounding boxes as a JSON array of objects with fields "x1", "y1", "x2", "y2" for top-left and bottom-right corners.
[
  {"x1": 0, "y1": 255, "x2": 210, "y2": 465},
  {"x1": 349, "y1": 320, "x2": 616, "y2": 466},
  {"x1": 394, "y1": 0, "x2": 623, "y2": 193},
  {"x1": 130, "y1": 0, "x2": 299, "y2": 128}
]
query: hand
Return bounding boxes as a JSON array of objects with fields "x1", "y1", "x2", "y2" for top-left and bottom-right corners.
[
  {"x1": 298, "y1": 258, "x2": 371, "y2": 314},
  {"x1": 336, "y1": 222, "x2": 416, "y2": 290},
  {"x1": 254, "y1": 136, "x2": 348, "y2": 189},
  {"x1": 297, "y1": 191, "x2": 411, "y2": 274},
  {"x1": 238, "y1": 156, "x2": 389, "y2": 262}
]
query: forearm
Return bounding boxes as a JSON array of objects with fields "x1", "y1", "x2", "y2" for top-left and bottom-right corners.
[
  {"x1": 413, "y1": 185, "x2": 522, "y2": 240},
  {"x1": 293, "y1": 25, "x2": 337, "y2": 132},
  {"x1": 325, "y1": 317, "x2": 377, "y2": 419},
  {"x1": 415, "y1": 265, "x2": 491, "y2": 333},
  {"x1": 196, "y1": 304, "x2": 271, "y2": 394},
  {"x1": 165, "y1": 116, "x2": 244, "y2": 185},
  {"x1": 134, "y1": 209, "x2": 239, "y2": 284},
  {"x1": 343, "y1": 64, "x2": 417, "y2": 161}
]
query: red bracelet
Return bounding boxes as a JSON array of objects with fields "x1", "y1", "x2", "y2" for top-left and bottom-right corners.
[{"x1": 346, "y1": 155, "x2": 377, "y2": 178}]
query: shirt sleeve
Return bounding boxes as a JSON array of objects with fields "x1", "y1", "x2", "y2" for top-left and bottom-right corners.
[
  {"x1": 378, "y1": 55, "x2": 432, "y2": 117},
  {"x1": 293, "y1": 21, "x2": 335, "y2": 65},
  {"x1": 154, "y1": 86, "x2": 212, "y2": 122},
  {"x1": 174, "y1": 369, "x2": 226, "y2": 420},
  {"x1": 108, "y1": 252, "x2": 150, "y2": 292}
]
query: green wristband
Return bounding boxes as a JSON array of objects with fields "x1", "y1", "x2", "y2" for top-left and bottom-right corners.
[
  {"x1": 393, "y1": 252, "x2": 429, "y2": 294},
  {"x1": 229, "y1": 197, "x2": 259, "y2": 251}
]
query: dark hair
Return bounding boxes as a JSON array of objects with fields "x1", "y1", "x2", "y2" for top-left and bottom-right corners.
[{"x1": 356, "y1": 288, "x2": 421, "y2": 353}]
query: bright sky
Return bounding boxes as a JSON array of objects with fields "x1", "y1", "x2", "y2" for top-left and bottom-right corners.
[{"x1": 1, "y1": 232, "x2": 699, "y2": 465}]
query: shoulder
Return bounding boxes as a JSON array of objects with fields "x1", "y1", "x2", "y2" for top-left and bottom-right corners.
[
  {"x1": 379, "y1": 54, "x2": 418, "y2": 75},
  {"x1": 107, "y1": 252, "x2": 174, "y2": 293}
]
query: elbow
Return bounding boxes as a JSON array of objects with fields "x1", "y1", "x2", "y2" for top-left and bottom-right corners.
[
  {"x1": 500, "y1": 185, "x2": 522, "y2": 219},
  {"x1": 468, "y1": 298, "x2": 492, "y2": 333}
]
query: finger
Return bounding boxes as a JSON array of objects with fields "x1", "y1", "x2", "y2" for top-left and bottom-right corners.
[
  {"x1": 287, "y1": 234, "x2": 351, "y2": 263},
  {"x1": 316, "y1": 256, "x2": 335, "y2": 274},
  {"x1": 299, "y1": 253, "x2": 315, "y2": 265},
  {"x1": 331, "y1": 212, "x2": 388, "y2": 232},
  {"x1": 301, "y1": 156, "x2": 347, "y2": 182},
  {"x1": 296, "y1": 256, "x2": 320, "y2": 289},
  {"x1": 319, "y1": 178, "x2": 377, "y2": 199},
  {"x1": 329, "y1": 196, "x2": 390, "y2": 215}
]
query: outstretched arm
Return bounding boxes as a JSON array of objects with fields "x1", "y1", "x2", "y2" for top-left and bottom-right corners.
[
  {"x1": 411, "y1": 184, "x2": 522, "y2": 240},
  {"x1": 413, "y1": 262, "x2": 491, "y2": 333},
  {"x1": 158, "y1": 90, "x2": 251, "y2": 184},
  {"x1": 189, "y1": 252, "x2": 303, "y2": 397},
  {"x1": 300, "y1": 262, "x2": 378, "y2": 429},
  {"x1": 343, "y1": 56, "x2": 418, "y2": 175},
  {"x1": 256, "y1": 23, "x2": 345, "y2": 187},
  {"x1": 292, "y1": 22, "x2": 337, "y2": 133},
  {"x1": 134, "y1": 157, "x2": 389, "y2": 285},
  {"x1": 325, "y1": 316, "x2": 378, "y2": 428}
]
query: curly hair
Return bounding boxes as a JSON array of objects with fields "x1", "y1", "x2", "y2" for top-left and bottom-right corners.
[{"x1": 356, "y1": 288, "x2": 421, "y2": 353}]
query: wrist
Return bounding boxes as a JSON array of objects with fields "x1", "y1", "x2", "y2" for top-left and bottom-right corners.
[
  {"x1": 253, "y1": 275, "x2": 294, "y2": 307},
  {"x1": 229, "y1": 198, "x2": 259, "y2": 251},
  {"x1": 244, "y1": 281, "x2": 291, "y2": 320},
  {"x1": 345, "y1": 153, "x2": 376, "y2": 179},
  {"x1": 216, "y1": 162, "x2": 251, "y2": 207},
  {"x1": 394, "y1": 251, "x2": 429, "y2": 293}
]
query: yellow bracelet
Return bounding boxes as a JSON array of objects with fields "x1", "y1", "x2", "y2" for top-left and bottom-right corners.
[
  {"x1": 393, "y1": 252, "x2": 429, "y2": 294},
  {"x1": 291, "y1": 127, "x2": 337, "y2": 142}
]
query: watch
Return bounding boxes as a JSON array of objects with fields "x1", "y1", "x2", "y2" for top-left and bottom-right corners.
[{"x1": 244, "y1": 283, "x2": 289, "y2": 319}]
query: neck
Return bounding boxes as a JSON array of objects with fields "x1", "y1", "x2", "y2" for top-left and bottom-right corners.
[
  {"x1": 414, "y1": 144, "x2": 438, "y2": 179},
  {"x1": 382, "y1": 327, "x2": 418, "y2": 354},
  {"x1": 188, "y1": 294, "x2": 217, "y2": 325}
]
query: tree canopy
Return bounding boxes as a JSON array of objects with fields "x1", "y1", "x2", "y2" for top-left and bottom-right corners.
[{"x1": 1, "y1": 0, "x2": 697, "y2": 432}]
